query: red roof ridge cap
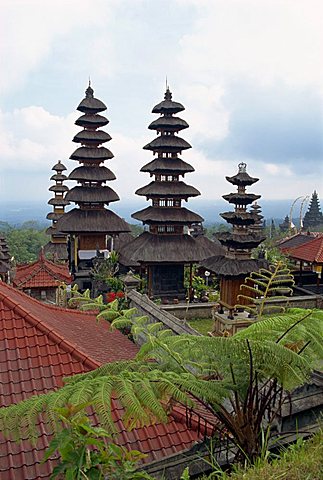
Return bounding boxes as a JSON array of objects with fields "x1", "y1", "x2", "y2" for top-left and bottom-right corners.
[
  {"x1": 42, "y1": 263, "x2": 70, "y2": 282},
  {"x1": 1, "y1": 289, "x2": 101, "y2": 370},
  {"x1": 14, "y1": 263, "x2": 43, "y2": 287},
  {"x1": 1, "y1": 282, "x2": 94, "y2": 316}
]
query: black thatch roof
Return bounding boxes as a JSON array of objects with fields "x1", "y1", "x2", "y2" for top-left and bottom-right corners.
[
  {"x1": 200, "y1": 255, "x2": 267, "y2": 276},
  {"x1": 45, "y1": 226, "x2": 66, "y2": 236},
  {"x1": 49, "y1": 185, "x2": 69, "y2": 193},
  {"x1": 148, "y1": 116, "x2": 189, "y2": 132},
  {"x1": 141, "y1": 157, "x2": 194, "y2": 175},
  {"x1": 75, "y1": 113, "x2": 109, "y2": 128},
  {"x1": 48, "y1": 198, "x2": 70, "y2": 207},
  {"x1": 0, "y1": 261, "x2": 9, "y2": 274},
  {"x1": 223, "y1": 193, "x2": 261, "y2": 205},
  {"x1": 46, "y1": 212, "x2": 64, "y2": 221},
  {"x1": 132, "y1": 206, "x2": 203, "y2": 224},
  {"x1": 68, "y1": 166, "x2": 116, "y2": 182},
  {"x1": 50, "y1": 173, "x2": 68, "y2": 181},
  {"x1": 56, "y1": 209, "x2": 130, "y2": 234},
  {"x1": 52, "y1": 161, "x2": 67, "y2": 172},
  {"x1": 43, "y1": 242, "x2": 68, "y2": 261},
  {"x1": 70, "y1": 146, "x2": 114, "y2": 161},
  {"x1": 73, "y1": 130, "x2": 111, "y2": 145},
  {"x1": 215, "y1": 232, "x2": 266, "y2": 250},
  {"x1": 220, "y1": 212, "x2": 255, "y2": 225},
  {"x1": 226, "y1": 163, "x2": 259, "y2": 186},
  {"x1": 152, "y1": 88, "x2": 185, "y2": 115},
  {"x1": 135, "y1": 181, "x2": 200, "y2": 198},
  {"x1": 119, "y1": 231, "x2": 220, "y2": 264},
  {"x1": 277, "y1": 233, "x2": 316, "y2": 250},
  {"x1": 143, "y1": 135, "x2": 191, "y2": 152},
  {"x1": 65, "y1": 186, "x2": 119, "y2": 204},
  {"x1": 77, "y1": 85, "x2": 107, "y2": 114},
  {"x1": 195, "y1": 236, "x2": 225, "y2": 257}
]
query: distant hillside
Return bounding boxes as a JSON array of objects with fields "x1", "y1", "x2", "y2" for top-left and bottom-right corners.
[{"x1": 0, "y1": 199, "x2": 297, "y2": 227}]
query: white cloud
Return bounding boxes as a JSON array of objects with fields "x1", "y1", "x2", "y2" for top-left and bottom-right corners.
[
  {"x1": 178, "y1": 0, "x2": 323, "y2": 89},
  {"x1": 0, "y1": 0, "x2": 118, "y2": 93},
  {"x1": 0, "y1": 106, "x2": 77, "y2": 172}
]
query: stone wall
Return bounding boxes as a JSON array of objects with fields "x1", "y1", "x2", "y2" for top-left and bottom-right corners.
[
  {"x1": 126, "y1": 289, "x2": 199, "y2": 338},
  {"x1": 161, "y1": 302, "x2": 218, "y2": 320}
]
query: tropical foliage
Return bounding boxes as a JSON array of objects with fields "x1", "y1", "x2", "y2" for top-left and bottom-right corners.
[
  {"x1": 2, "y1": 222, "x2": 48, "y2": 263},
  {"x1": 236, "y1": 262, "x2": 295, "y2": 317},
  {"x1": 44, "y1": 403, "x2": 153, "y2": 480},
  {"x1": 0, "y1": 307, "x2": 322, "y2": 464}
]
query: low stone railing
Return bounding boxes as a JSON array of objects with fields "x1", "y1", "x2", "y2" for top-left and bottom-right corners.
[{"x1": 126, "y1": 289, "x2": 200, "y2": 338}]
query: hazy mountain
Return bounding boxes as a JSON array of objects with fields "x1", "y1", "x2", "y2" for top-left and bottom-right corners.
[{"x1": 0, "y1": 199, "x2": 299, "y2": 228}]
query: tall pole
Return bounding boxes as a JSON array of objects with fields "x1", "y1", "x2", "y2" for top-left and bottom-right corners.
[
  {"x1": 299, "y1": 196, "x2": 309, "y2": 233},
  {"x1": 289, "y1": 196, "x2": 302, "y2": 234}
]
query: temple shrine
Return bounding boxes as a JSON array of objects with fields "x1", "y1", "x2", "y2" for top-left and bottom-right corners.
[
  {"x1": 121, "y1": 87, "x2": 218, "y2": 299},
  {"x1": 202, "y1": 162, "x2": 266, "y2": 317},
  {"x1": 44, "y1": 160, "x2": 69, "y2": 261},
  {"x1": 56, "y1": 83, "x2": 130, "y2": 289}
]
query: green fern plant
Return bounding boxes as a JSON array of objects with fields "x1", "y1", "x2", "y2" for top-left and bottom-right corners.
[
  {"x1": 0, "y1": 309, "x2": 321, "y2": 465},
  {"x1": 236, "y1": 261, "x2": 295, "y2": 317}
]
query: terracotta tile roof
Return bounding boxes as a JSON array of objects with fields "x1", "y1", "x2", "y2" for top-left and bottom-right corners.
[
  {"x1": 278, "y1": 232, "x2": 323, "y2": 254},
  {"x1": 13, "y1": 250, "x2": 71, "y2": 289},
  {"x1": 287, "y1": 236, "x2": 323, "y2": 263},
  {"x1": 0, "y1": 282, "x2": 216, "y2": 479}
]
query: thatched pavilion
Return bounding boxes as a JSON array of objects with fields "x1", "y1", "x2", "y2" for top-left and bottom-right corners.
[{"x1": 121, "y1": 87, "x2": 220, "y2": 299}]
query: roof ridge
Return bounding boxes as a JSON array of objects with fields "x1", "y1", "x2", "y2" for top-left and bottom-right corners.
[
  {"x1": 1, "y1": 282, "x2": 96, "y2": 315},
  {"x1": 15, "y1": 263, "x2": 43, "y2": 287},
  {"x1": 1, "y1": 286, "x2": 100, "y2": 370}
]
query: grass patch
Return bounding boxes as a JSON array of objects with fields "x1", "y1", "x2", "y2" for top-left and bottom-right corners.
[
  {"x1": 188, "y1": 318, "x2": 214, "y2": 335},
  {"x1": 197, "y1": 430, "x2": 323, "y2": 479}
]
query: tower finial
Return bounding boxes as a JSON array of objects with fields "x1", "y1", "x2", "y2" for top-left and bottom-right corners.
[{"x1": 85, "y1": 78, "x2": 94, "y2": 98}]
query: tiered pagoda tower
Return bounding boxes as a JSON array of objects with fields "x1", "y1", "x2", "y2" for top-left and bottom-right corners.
[
  {"x1": 0, "y1": 235, "x2": 11, "y2": 282},
  {"x1": 303, "y1": 191, "x2": 323, "y2": 230},
  {"x1": 202, "y1": 163, "x2": 266, "y2": 315},
  {"x1": 123, "y1": 87, "x2": 218, "y2": 299},
  {"x1": 279, "y1": 215, "x2": 290, "y2": 232},
  {"x1": 44, "y1": 161, "x2": 69, "y2": 261},
  {"x1": 56, "y1": 83, "x2": 130, "y2": 288},
  {"x1": 249, "y1": 202, "x2": 263, "y2": 234}
]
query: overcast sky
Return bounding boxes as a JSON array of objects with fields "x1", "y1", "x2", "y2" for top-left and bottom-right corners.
[{"x1": 1, "y1": 0, "x2": 323, "y2": 213}]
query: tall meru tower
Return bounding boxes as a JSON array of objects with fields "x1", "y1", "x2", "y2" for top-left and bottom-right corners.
[
  {"x1": 56, "y1": 83, "x2": 130, "y2": 288},
  {"x1": 122, "y1": 87, "x2": 218, "y2": 299}
]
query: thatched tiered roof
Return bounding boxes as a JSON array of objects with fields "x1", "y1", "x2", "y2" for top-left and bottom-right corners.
[
  {"x1": 56, "y1": 83, "x2": 130, "y2": 236},
  {"x1": 201, "y1": 163, "x2": 266, "y2": 277},
  {"x1": 44, "y1": 161, "x2": 69, "y2": 261},
  {"x1": 122, "y1": 87, "x2": 220, "y2": 266}
]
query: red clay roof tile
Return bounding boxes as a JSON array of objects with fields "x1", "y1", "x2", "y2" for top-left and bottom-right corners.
[
  {"x1": 287, "y1": 236, "x2": 323, "y2": 263},
  {"x1": 0, "y1": 282, "x2": 216, "y2": 479},
  {"x1": 13, "y1": 254, "x2": 71, "y2": 289}
]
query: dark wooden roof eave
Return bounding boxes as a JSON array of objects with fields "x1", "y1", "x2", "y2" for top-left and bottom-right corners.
[
  {"x1": 119, "y1": 232, "x2": 220, "y2": 264},
  {"x1": 132, "y1": 206, "x2": 204, "y2": 224},
  {"x1": 56, "y1": 208, "x2": 131, "y2": 234}
]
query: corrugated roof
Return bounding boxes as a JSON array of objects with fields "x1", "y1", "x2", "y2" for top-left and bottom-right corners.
[{"x1": 0, "y1": 283, "x2": 217, "y2": 479}]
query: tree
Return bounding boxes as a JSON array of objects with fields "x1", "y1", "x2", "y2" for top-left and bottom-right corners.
[
  {"x1": 5, "y1": 225, "x2": 48, "y2": 263},
  {"x1": 0, "y1": 306, "x2": 321, "y2": 466}
]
